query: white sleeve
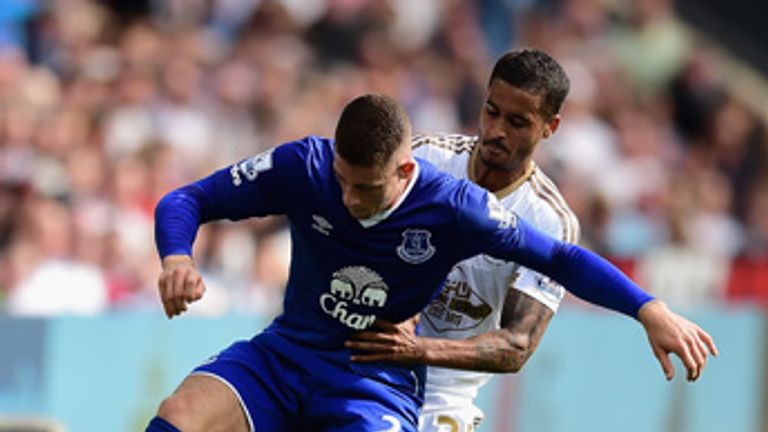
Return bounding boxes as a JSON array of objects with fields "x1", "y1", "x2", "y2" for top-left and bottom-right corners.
[
  {"x1": 508, "y1": 208, "x2": 577, "y2": 312},
  {"x1": 510, "y1": 265, "x2": 565, "y2": 312}
]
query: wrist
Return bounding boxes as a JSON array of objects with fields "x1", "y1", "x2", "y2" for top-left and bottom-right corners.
[
  {"x1": 162, "y1": 254, "x2": 194, "y2": 268},
  {"x1": 637, "y1": 299, "x2": 666, "y2": 324}
]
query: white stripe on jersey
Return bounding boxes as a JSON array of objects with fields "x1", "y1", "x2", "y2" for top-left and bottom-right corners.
[
  {"x1": 530, "y1": 168, "x2": 580, "y2": 243},
  {"x1": 413, "y1": 133, "x2": 475, "y2": 155}
]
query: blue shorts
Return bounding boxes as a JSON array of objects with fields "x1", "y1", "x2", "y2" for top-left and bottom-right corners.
[{"x1": 192, "y1": 330, "x2": 425, "y2": 431}]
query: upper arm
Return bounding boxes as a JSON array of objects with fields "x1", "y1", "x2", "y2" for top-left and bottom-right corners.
[
  {"x1": 154, "y1": 140, "x2": 308, "y2": 258},
  {"x1": 495, "y1": 200, "x2": 575, "y2": 349},
  {"x1": 505, "y1": 208, "x2": 576, "y2": 311},
  {"x1": 217, "y1": 145, "x2": 297, "y2": 217},
  {"x1": 195, "y1": 140, "x2": 313, "y2": 221},
  {"x1": 498, "y1": 288, "x2": 554, "y2": 363}
]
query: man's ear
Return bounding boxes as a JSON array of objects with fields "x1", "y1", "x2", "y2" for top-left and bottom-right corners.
[
  {"x1": 543, "y1": 115, "x2": 561, "y2": 139},
  {"x1": 398, "y1": 160, "x2": 416, "y2": 178}
]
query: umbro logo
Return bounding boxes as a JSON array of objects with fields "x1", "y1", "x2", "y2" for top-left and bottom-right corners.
[{"x1": 312, "y1": 215, "x2": 333, "y2": 236}]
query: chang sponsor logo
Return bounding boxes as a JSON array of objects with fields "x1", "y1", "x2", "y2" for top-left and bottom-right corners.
[{"x1": 320, "y1": 266, "x2": 389, "y2": 330}]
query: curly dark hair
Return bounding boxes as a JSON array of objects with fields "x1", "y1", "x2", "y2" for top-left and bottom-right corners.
[
  {"x1": 490, "y1": 48, "x2": 570, "y2": 119},
  {"x1": 334, "y1": 93, "x2": 410, "y2": 167}
]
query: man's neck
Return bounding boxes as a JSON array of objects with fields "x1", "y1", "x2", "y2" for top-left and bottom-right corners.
[{"x1": 472, "y1": 158, "x2": 534, "y2": 195}]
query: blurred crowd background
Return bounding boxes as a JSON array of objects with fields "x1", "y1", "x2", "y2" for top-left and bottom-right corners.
[{"x1": 1, "y1": 0, "x2": 767, "y2": 318}]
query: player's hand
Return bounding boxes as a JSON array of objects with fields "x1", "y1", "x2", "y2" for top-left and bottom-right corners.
[
  {"x1": 157, "y1": 254, "x2": 206, "y2": 319},
  {"x1": 345, "y1": 315, "x2": 425, "y2": 364},
  {"x1": 637, "y1": 300, "x2": 718, "y2": 382}
]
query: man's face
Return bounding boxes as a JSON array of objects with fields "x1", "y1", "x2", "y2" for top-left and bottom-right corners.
[
  {"x1": 478, "y1": 79, "x2": 559, "y2": 172},
  {"x1": 333, "y1": 145, "x2": 413, "y2": 220}
]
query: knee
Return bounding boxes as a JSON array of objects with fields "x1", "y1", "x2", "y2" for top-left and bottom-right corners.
[{"x1": 153, "y1": 375, "x2": 247, "y2": 432}]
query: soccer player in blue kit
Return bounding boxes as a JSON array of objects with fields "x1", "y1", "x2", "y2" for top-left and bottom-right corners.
[{"x1": 149, "y1": 93, "x2": 668, "y2": 432}]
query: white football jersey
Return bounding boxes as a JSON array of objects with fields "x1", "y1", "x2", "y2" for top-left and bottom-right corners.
[{"x1": 413, "y1": 133, "x2": 580, "y2": 423}]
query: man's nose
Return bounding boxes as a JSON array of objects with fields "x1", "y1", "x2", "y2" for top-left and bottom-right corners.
[
  {"x1": 486, "y1": 118, "x2": 505, "y2": 139},
  {"x1": 342, "y1": 187, "x2": 361, "y2": 208}
]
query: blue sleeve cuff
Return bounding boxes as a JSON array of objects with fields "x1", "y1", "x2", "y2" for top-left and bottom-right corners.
[
  {"x1": 551, "y1": 243, "x2": 655, "y2": 318},
  {"x1": 154, "y1": 185, "x2": 208, "y2": 259}
]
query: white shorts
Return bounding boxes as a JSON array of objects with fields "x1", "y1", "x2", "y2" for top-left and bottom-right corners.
[
  {"x1": 419, "y1": 411, "x2": 482, "y2": 432},
  {"x1": 418, "y1": 392, "x2": 483, "y2": 432}
]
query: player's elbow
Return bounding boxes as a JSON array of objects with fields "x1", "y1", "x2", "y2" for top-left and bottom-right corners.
[
  {"x1": 496, "y1": 352, "x2": 527, "y2": 373},
  {"x1": 497, "y1": 334, "x2": 534, "y2": 373},
  {"x1": 474, "y1": 331, "x2": 536, "y2": 373},
  {"x1": 473, "y1": 340, "x2": 527, "y2": 373}
]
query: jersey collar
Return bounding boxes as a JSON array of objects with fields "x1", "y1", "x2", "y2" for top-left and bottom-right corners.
[{"x1": 358, "y1": 161, "x2": 420, "y2": 228}]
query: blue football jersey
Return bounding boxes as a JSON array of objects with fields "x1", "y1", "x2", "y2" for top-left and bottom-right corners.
[
  {"x1": 151, "y1": 135, "x2": 654, "y2": 431},
  {"x1": 155, "y1": 135, "x2": 651, "y2": 348}
]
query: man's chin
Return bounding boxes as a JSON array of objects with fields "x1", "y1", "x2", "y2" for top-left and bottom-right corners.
[
  {"x1": 478, "y1": 150, "x2": 503, "y2": 166},
  {"x1": 349, "y1": 210, "x2": 373, "y2": 219}
]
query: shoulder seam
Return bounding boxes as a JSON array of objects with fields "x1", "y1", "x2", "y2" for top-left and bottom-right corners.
[{"x1": 528, "y1": 170, "x2": 580, "y2": 243}]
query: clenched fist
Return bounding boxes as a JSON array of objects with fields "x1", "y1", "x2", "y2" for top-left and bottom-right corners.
[{"x1": 158, "y1": 254, "x2": 206, "y2": 319}]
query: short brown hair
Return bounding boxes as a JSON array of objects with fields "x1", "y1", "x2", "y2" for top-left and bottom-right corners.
[
  {"x1": 334, "y1": 93, "x2": 410, "y2": 167},
  {"x1": 490, "y1": 48, "x2": 570, "y2": 119}
]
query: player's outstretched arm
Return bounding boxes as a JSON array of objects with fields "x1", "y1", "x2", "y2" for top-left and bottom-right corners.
[
  {"x1": 637, "y1": 300, "x2": 719, "y2": 382},
  {"x1": 347, "y1": 290, "x2": 553, "y2": 373},
  {"x1": 158, "y1": 254, "x2": 206, "y2": 319}
]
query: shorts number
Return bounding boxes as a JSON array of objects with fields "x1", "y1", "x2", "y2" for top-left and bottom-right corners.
[
  {"x1": 378, "y1": 414, "x2": 401, "y2": 432},
  {"x1": 436, "y1": 415, "x2": 473, "y2": 432}
]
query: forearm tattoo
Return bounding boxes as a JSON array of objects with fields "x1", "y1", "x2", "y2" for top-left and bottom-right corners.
[{"x1": 473, "y1": 290, "x2": 553, "y2": 372}]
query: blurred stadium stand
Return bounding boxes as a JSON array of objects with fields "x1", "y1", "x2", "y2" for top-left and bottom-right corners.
[
  {"x1": 1, "y1": 1, "x2": 767, "y2": 431},
  {"x1": 676, "y1": 0, "x2": 768, "y2": 77},
  {"x1": 0, "y1": 0, "x2": 766, "y2": 316},
  {"x1": 676, "y1": 0, "x2": 768, "y2": 131},
  {"x1": 607, "y1": 257, "x2": 768, "y2": 307},
  {"x1": 727, "y1": 257, "x2": 768, "y2": 305}
]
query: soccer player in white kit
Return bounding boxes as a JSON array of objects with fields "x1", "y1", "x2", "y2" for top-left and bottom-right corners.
[
  {"x1": 412, "y1": 131, "x2": 577, "y2": 431},
  {"x1": 346, "y1": 49, "x2": 718, "y2": 432}
]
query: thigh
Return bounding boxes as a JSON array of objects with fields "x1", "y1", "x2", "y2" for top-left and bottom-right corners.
[
  {"x1": 304, "y1": 363, "x2": 422, "y2": 432},
  {"x1": 312, "y1": 400, "x2": 416, "y2": 432},
  {"x1": 193, "y1": 338, "x2": 301, "y2": 432},
  {"x1": 158, "y1": 374, "x2": 248, "y2": 432}
]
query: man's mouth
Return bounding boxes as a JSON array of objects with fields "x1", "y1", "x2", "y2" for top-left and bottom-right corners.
[{"x1": 482, "y1": 139, "x2": 509, "y2": 154}]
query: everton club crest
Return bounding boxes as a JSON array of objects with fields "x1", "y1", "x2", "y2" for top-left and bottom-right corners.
[{"x1": 397, "y1": 229, "x2": 436, "y2": 264}]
